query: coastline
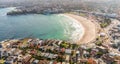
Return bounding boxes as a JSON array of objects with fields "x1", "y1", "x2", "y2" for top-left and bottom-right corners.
[
  {"x1": 0, "y1": 7, "x2": 97, "y2": 44},
  {"x1": 60, "y1": 14, "x2": 85, "y2": 43},
  {"x1": 64, "y1": 14, "x2": 97, "y2": 44}
]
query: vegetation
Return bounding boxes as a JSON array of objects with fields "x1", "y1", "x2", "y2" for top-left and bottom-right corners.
[
  {"x1": 100, "y1": 22, "x2": 109, "y2": 28},
  {"x1": 56, "y1": 55, "x2": 65, "y2": 62},
  {"x1": 95, "y1": 41, "x2": 102, "y2": 46},
  {"x1": 32, "y1": 55, "x2": 45, "y2": 60},
  {"x1": 111, "y1": 61, "x2": 117, "y2": 64},
  {"x1": 95, "y1": 36, "x2": 103, "y2": 46},
  {"x1": 0, "y1": 59, "x2": 5, "y2": 64},
  {"x1": 72, "y1": 44, "x2": 79, "y2": 49},
  {"x1": 100, "y1": 18, "x2": 111, "y2": 28},
  {"x1": 60, "y1": 41, "x2": 69, "y2": 48},
  {"x1": 86, "y1": 48, "x2": 92, "y2": 52},
  {"x1": 96, "y1": 52, "x2": 103, "y2": 58}
]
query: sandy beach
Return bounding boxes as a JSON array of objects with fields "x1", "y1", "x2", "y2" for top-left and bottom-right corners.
[{"x1": 65, "y1": 14, "x2": 97, "y2": 44}]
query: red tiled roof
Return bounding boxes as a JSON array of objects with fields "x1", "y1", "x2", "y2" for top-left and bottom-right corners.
[
  {"x1": 23, "y1": 56, "x2": 32, "y2": 63},
  {"x1": 87, "y1": 58, "x2": 97, "y2": 64}
]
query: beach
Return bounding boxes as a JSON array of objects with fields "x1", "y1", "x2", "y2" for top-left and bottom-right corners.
[
  {"x1": 64, "y1": 14, "x2": 97, "y2": 44},
  {"x1": 0, "y1": 7, "x2": 76, "y2": 41}
]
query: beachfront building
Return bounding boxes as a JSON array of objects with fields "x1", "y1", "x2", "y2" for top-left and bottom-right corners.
[{"x1": 0, "y1": 37, "x2": 119, "y2": 64}]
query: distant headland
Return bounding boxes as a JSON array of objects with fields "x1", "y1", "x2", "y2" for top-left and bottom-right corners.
[{"x1": 7, "y1": 7, "x2": 67, "y2": 15}]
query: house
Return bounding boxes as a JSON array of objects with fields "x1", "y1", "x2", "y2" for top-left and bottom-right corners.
[
  {"x1": 99, "y1": 33, "x2": 106, "y2": 37},
  {"x1": 80, "y1": 45, "x2": 87, "y2": 49},
  {"x1": 90, "y1": 48, "x2": 99, "y2": 56},
  {"x1": 97, "y1": 59, "x2": 105, "y2": 64},
  {"x1": 49, "y1": 61, "x2": 53, "y2": 64},
  {"x1": 27, "y1": 39, "x2": 33, "y2": 42},
  {"x1": 38, "y1": 60, "x2": 49, "y2": 64},
  {"x1": 52, "y1": 43, "x2": 59, "y2": 47},
  {"x1": 101, "y1": 54, "x2": 115, "y2": 64},
  {"x1": 61, "y1": 48, "x2": 65, "y2": 53},
  {"x1": 0, "y1": 48, "x2": 4, "y2": 58},
  {"x1": 87, "y1": 58, "x2": 97, "y2": 64},
  {"x1": 38, "y1": 40, "x2": 43, "y2": 46},
  {"x1": 39, "y1": 47, "x2": 45, "y2": 52},
  {"x1": 116, "y1": 60, "x2": 120, "y2": 64},
  {"x1": 6, "y1": 43, "x2": 11, "y2": 48},
  {"x1": 13, "y1": 49, "x2": 22, "y2": 56},
  {"x1": 96, "y1": 47, "x2": 108, "y2": 54},
  {"x1": 65, "y1": 49, "x2": 72, "y2": 54},
  {"x1": 48, "y1": 54, "x2": 55, "y2": 59},
  {"x1": 40, "y1": 53, "x2": 45, "y2": 57},
  {"x1": 53, "y1": 54, "x2": 58, "y2": 58},
  {"x1": 20, "y1": 44, "x2": 28, "y2": 48},
  {"x1": 30, "y1": 49, "x2": 37, "y2": 55},
  {"x1": 4, "y1": 57, "x2": 14, "y2": 64},
  {"x1": 76, "y1": 51, "x2": 80, "y2": 54},
  {"x1": 17, "y1": 55, "x2": 23, "y2": 62},
  {"x1": 32, "y1": 59, "x2": 39, "y2": 64},
  {"x1": 0, "y1": 43, "x2": 3, "y2": 48},
  {"x1": 29, "y1": 58, "x2": 35, "y2": 63},
  {"x1": 3, "y1": 51, "x2": 9, "y2": 57},
  {"x1": 118, "y1": 47, "x2": 120, "y2": 51},
  {"x1": 80, "y1": 59, "x2": 87, "y2": 64},
  {"x1": 83, "y1": 51, "x2": 90, "y2": 58},
  {"x1": 65, "y1": 55, "x2": 70, "y2": 63},
  {"x1": 22, "y1": 55, "x2": 32, "y2": 64},
  {"x1": 44, "y1": 53, "x2": 49, "y2": 58},
  {"x1": 58, "y1": 41, "x2": 62, "y2": 45},
  {"x1": 50, "y1": 47, "x2": 54, "y2": 51},
  {"x1": 6, "y1": 49, "x2": 14, "y2": 56},
  {"x1": 38, "y1": 60, "x2": 45, "y2": 64}
]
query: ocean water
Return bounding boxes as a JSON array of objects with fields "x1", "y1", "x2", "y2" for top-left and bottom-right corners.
[{"x1": 0, "y1": 7, "x2": 83, "y2": 42}]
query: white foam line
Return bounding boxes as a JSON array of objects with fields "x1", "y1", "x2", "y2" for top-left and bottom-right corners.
[{"x1": 59, "y1": 14, "x2": 85, "y2": 43}]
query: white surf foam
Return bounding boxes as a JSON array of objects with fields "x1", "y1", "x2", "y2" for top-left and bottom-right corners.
[{"x1": 58, "y1": 14, "x2": 85, "y2": 43}]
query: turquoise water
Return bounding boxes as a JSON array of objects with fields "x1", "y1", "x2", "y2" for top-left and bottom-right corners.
[{"x1": 0, "y1": 7, "x2": 76, "y2": 41}]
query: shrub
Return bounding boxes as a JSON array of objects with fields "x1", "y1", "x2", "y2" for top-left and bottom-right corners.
[{"x1": 95, "y1": 41, "x2": 102, "y2": 46}]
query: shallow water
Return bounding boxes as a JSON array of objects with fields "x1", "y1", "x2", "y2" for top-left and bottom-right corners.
[{"x1": 0, "y1": 7, "x2": 83, "y2": 42}]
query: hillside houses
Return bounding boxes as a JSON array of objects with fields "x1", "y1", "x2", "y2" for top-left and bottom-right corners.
[{"x1": 0, "y1": 38, "x2": 120, "y2": 64}]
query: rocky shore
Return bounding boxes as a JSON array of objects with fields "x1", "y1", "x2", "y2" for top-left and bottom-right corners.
[{"x1": 7, "y1": 7, "x2": 67, "y2": 15}]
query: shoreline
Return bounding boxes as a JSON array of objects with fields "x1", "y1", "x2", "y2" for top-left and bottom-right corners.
[
  {"x1": 0, "y1": 7, "x2": 97, "y2": 44},
  {"x1": 60, "y1": 14, "x2": 85, "y2": 43},
  {"x1": 64, "y1": 14, "x2": 97, "y2": 44}
]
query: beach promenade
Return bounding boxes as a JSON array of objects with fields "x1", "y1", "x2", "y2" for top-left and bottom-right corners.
[{"x1": 65, "y1": 14, "x2": 97, "y2": 44}]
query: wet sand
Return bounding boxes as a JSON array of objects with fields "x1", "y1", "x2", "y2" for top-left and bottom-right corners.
[{"x1": 65, "y1": 14, "x2": 97, "y2": 44}]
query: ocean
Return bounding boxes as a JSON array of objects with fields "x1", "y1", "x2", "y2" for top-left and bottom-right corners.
[{"x1": 0, "y1": 7, "x2": 83, "y2": 42}]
